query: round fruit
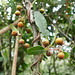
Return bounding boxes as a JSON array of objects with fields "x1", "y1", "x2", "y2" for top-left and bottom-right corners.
[
  {"x1": 19, "y1": 39, "x2": 25, "y2": 44},
  {"x1": 15, "y1": 10, "x2": 20, "y2": 16},
  {"x1": 56, "y1": 38, "x2": 63, "y2": 45},
  {"x1": 57, "y1": 52, "x2": 64, "y2": 59},
  {"x1": 40, "y1": 8, "x2": 45, "y2": 13},
  {"x1": 42, "y1": 39, "x2": 49, "y2": 47},
  {"x1": 24, "y1": 43, "x2": 30, "y2": 48},
  {"x1": 46, "y1": 51, "x2": 51, "y2": 56},
  {"x1": 11, "y1": 31, "x2": 17, "y2": 36},
  {"x1": 26, "y1": 28, "x2": 31, "y2": 34},
  {"x1": 18, "y1": 22, "x2": 24, "y2": 27},
  {"x1": 16, "y1": 5, "x2": 22, "y2": 10},
  {"x1": 19, "y1": 18, "x2": 24, "y2": 22}
]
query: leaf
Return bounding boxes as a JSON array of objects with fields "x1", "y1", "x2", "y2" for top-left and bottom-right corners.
[
  {"x1": 10, "y1": 24, "x2": 19, "y2": 34},
  {"x1": 27, "y1": 46, "x2": 45, "y2": 55},
  {"x1": 72, "y1": 20, "x2": 75, "y2": 24},
  {"x1": 34, "y1": 11, "x2": 49, "y2": 37},
  {"x1": 63, "y1": 52, "x2": 69, "y2": 59}
]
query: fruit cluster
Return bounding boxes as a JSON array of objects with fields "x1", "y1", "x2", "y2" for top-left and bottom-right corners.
[
  {"x1": 11, "y1": 5, "x2": 31, "y2": 49},
  {"x1": 42, "y1": 38, "x2": 65, "y2": 59}
]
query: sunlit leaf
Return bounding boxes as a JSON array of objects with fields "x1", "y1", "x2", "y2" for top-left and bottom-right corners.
[
  {"x1": 63, "y1": 52, "x2": 69, "y2": 59},
  {"x1": 34, "y1": 11, "x2": 49, "y2": 37}
]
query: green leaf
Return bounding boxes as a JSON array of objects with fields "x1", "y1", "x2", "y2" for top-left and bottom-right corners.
[
  {"x1": 34, "y1": 11, "x2": 49, "y2": 37},
  {"x1": 72, "y1": 20, "x2": 75, "y2": 24},
  {"x1": 63, "y1": 52, "x2": 69, "y2": 59},
  {"x1": 27, "y1": 46, "x2": 45, "y2": 55},
  {"x1": 10, "y1": 24, "x2": 19, "y2": 34}
]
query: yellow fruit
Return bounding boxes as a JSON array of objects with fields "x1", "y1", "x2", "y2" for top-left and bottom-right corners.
[
  {"x1": 40, "y1": 8, "x2": 45, "y2": 13},
  {"x1": 42, "y1": 39, "x2": 49, "y2": 47},
  {"x1": 57, "y1": 52, "x2": 64, "y2": 59},
  {"x1": 19, "y1": 39, "x2": 25, "y2": 44},
  {"x1": 24, "y1": 43, "x2": 30, "y2": 48},
  {"x1": 11, "y1": 31, "x2": 17, "y2": 36},
  {"x1": 15, "y1": 10, "x2": 20, "y2": 16},
  {"x1": 56, "y1": 38, "x2": 63, "y2": 45},
  {"x1": 18, "y1": 22, "x2": 24, "y2": 27},
  {"x1": 16, "y1": 5, "x2": 22, "y2": 10}
]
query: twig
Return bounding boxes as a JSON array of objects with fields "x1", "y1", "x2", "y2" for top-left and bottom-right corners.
[
  {"x1": 32, "y1": 0, "x2": 37, "y2": 5},
  {"x1": 32, "y1": 32, "x2": 40, "y2": 46},
  {"x1": 25, "y1": 0, "x2": 40, "y2": 75},
  {"x1": 49, "y1": 26, "x2": 57, "y2": 47}
]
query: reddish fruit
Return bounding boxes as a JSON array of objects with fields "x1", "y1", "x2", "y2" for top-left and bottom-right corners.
[
  {"x1": 19, "y1": 39, "x2": 25, "y2": 44},
  {"x1": 24, "y1": 43, "x2": 30, "y2": 48},
  {"x1": 16, "y1": 5, "x2": 22, "y2": 10},
  {"x1": 26, "y1": 28, "x2": 31, "y2": 34},
  {"x1": 57, "y1": 52, "x2": 65, "y2": 59},
  {"x1": 18, "y1": 22, "x2": 24, "y2": 27},
  {"x1": 11, "y1": 31, "x2": 17, "y2": 36},
  {"x1": 56, "y1": 38, "x2": 63, "y2": 45},
  {"x1": 15, "y1": 10, "x2": 20, "y2": 16},
  {"x1": 46, "y1": 51, "x2": 51, "y2": 56},
  {"x1": 40, "y1": 8, "x2": 45, "y2": 13},
  {"x1": 42, "y1": 39, "x2": 49, "y2": 47}
]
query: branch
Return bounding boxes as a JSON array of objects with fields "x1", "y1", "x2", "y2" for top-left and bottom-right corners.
[
  {"x1": 45, "y1": 14, "x2": 74, "y2": 44},
  {"x1": 25, "y1": 0, "x2": 40, "y2": 75},
  {"x1": 11, "y1": 31, "x2": 19, "y2": 75},
  {"x1": 0, "y1": 18, "x2": 23, "y2": 35}
]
